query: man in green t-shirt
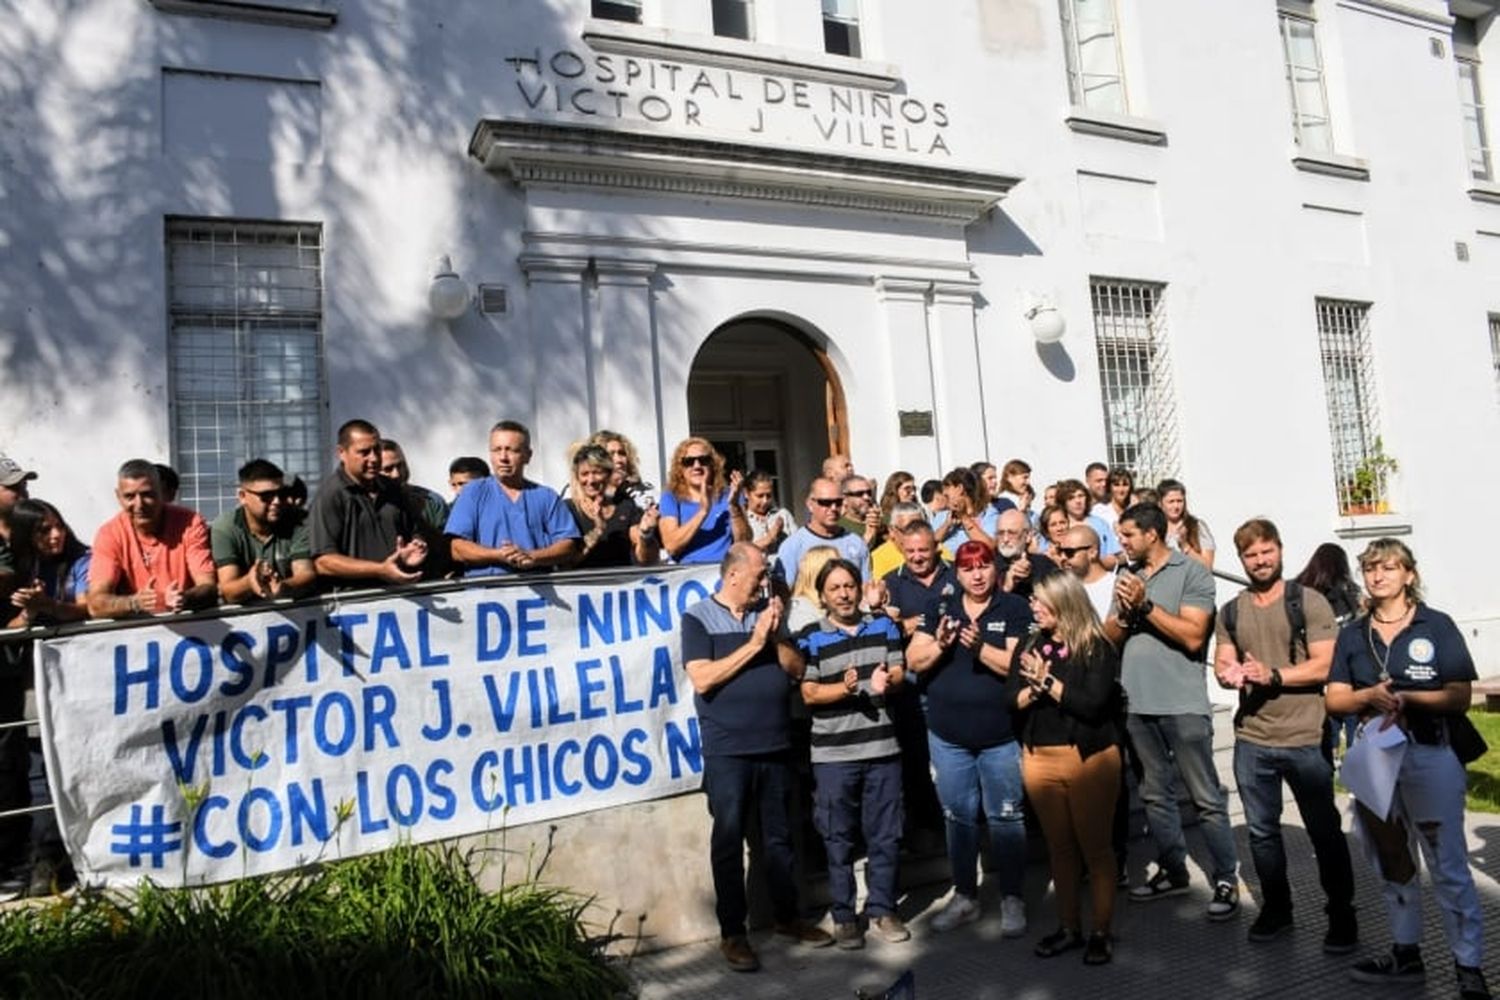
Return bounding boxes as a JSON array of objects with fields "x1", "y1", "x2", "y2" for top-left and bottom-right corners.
[{"x1": 211, "y1": 459, "x2": 316, "y2": 603}]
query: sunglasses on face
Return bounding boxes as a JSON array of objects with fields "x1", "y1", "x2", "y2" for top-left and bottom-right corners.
[
  {"x1": 843, "y1": 489, "x2": 872, "y2": 499},
  {"x1": 1056, "y1": 545, "x2": 1091, "y2": 557},
  {"x1": 811, "y1": 497, "x2": 842, "y2": 508},
  {"x1": 680, "y1": 455, "x2": 713, "y2": 468},
  {"x1": 243, "y1": 487, "x2": 287, "y2": 503}
]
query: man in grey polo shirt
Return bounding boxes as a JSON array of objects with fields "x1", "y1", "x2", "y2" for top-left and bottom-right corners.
[{"x1": 1104, "y1": 502, "x2": 1241, "y2": 922}]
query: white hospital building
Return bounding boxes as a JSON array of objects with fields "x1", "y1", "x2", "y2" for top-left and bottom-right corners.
[{"x1": 3, "y1": 0, "x2": 1499, "y2": 659}]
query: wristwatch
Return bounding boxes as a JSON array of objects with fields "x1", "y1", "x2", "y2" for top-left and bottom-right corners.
[
  {"x1": 1138, "y1": 599, "x2": 1155, "y2": 618},
  {"x1": 1269, "y1": 668, "x2": 1283, "y2": 690},
  {"x1": 1041, "y1": 674, "x2": 1058, "y2": 697}
]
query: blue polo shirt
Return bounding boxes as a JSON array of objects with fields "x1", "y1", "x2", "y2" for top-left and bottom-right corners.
[
  {"x1": 773, "y1": 525, "x2": 872, "y2": 585},
  {"x1": 681, "y1": 596, "x2": 795, "y2": 757},
  {"x1": 917, "y1": 590, "x2": 1031, "y2": 749},
  {"x1": 1330, "y1": 605, "x2": 1476, "y2": 736},
  {"x1": 659, "y1": 489, "x2": 734, "y2": 565},
  {"x1": 443, "y1": 476, "x2": 579, "y2": 577}
]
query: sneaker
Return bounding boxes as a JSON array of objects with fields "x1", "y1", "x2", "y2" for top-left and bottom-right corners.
[
  {"x1": 719, "y1": 935, "x2": 760, "y2": 972},
  {"x1": 833, "y1": 921, "x2": 864, "y2": 950},
  {"x1": 1247, "y1": 908, "x2": 1293, "y2": 943},
  {"x1": 1350, "y1": 945, "x2": 1425, "y2": 984},
  {"x1": 930, "y1": 893, "x2": 981, "y2": 933},
  {"x1": 1323, "y1": 910, "x2": 1358, "y2": 955},
  {"x1": 1083, "y1": 931, "x2": 1114, "y2": 966},
  {"x1": 773, "y1": 919, "x2": 834, "y2": 948},
  {"x1": 1034, "y1": 927, "x2": 1084, "y2": 958},
  {"x1": 1000, "y1": 895, "x2": 1027, "y2": 938},
  {"x1": 1457, "y1": 963, "x2": 1492, "y2": 1000},
  {"x1": 871, "y1": 914, "x2": 911, "y2": 943},
  {"x1": 1129, "y1": 865, "x2": 1190, "y2": 902},
  {"x1": 1206, "y1": 881, "x2": 1239, "y2": 922}
]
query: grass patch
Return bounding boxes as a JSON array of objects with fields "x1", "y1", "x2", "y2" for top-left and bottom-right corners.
[
  {"x1": 1466, "y1": 709, "x2": 1500, "y2": 815},
  {"x1": 0, "y1": 841, "x2": 631, "y2": 1000}
]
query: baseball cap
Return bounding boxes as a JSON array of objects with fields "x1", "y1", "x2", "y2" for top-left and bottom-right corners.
[{"x1": 0, "y1": 455, "x2": 37, "y2": 488}]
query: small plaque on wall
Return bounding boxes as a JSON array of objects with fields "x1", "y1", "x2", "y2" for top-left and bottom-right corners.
[{"x1": 898, "y1": 410, "x2": 934, "y2": 437}]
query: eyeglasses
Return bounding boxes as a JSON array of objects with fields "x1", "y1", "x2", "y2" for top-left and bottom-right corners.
[
  {"x1": 843, "y1": 489, "x2": 872, "y2": 498},
  {"x1": 680, "y1": 455, "x2": 713, "y2": 468},
  {"x1": 243, "y1": 487, "x2": 287, "y2": 503},
  {"x1": 1056, "y1": 545, "x2": 1091, "y2": 557},
  {"x1": 810, "y1": 497, "x2": 842, "y2": 508}
]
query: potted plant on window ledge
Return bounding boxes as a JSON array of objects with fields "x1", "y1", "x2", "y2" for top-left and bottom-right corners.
[{"x1": 1342, "y1": 438, "x2": 1399, "y2": 516}]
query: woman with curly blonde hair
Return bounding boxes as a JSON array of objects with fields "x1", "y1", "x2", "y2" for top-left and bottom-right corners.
[{"x1": 657, "y1": 437, "x2": 749, "y2": 564}]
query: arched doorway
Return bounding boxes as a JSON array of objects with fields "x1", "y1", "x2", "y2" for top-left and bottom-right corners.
[{"x1": 687, "y1": 317, "x2": 848, "y2": 509}]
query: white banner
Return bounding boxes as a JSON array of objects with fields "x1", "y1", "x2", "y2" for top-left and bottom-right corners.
[{"x1": 36, "y1": 566, "x2": 719, "y2": 886}]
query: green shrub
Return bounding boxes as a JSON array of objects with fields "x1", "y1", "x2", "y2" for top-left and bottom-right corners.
[{"x1": 0, "y1": 842, "x2": 631, "y2": 1000}]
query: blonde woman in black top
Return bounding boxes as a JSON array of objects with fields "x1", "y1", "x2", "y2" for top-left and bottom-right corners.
[{"x1": 1007, "y1": 572, "x2": 1124, "y2": 965}]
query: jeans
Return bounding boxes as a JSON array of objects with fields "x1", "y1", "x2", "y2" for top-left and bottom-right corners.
[
  {"x1": 1126, "y1": 713, "x2": 1238, "y2": 885},
  {"x1": 812, "y1": 757, "x2": 903, "y2": 923},
  {"x1": 1352, "y1": 742, "x2": 1484, "y2": 967},
  {"x1": 1232, "y1": 740, "x2": 1354, "y2": 917},
  {"x1": 701, "y1": 752, "x2": 800, "y2": 939},
  {"x1": 926, "y1": 732, "x2": 1026, "y2": 898}
]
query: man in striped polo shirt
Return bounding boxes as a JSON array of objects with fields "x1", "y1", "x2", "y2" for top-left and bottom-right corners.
[{"x1": 797, "y1": 557, "x2": 910, "y2": 949}]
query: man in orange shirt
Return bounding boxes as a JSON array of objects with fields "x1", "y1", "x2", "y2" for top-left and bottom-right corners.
[{"x1": 87, "y1": 459, "x2": 217, "y2": 618}]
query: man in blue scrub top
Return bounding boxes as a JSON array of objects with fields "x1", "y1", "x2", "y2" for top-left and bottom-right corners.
[{"x1": 445, "y1": 420, "x2": 580, "y2": 575}]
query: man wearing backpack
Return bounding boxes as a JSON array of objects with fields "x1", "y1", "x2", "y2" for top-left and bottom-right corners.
[{"x1": 1214, "y1": 518, "x2": 1357, "y2": 952}]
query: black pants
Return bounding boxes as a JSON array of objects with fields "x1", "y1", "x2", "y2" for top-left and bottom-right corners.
[
  {"x1": 702, "y1": 751, "x2": 800, "y2": 939},
  {"x1": 0, "y1": 659, "x2": 31, "y2": 870}
]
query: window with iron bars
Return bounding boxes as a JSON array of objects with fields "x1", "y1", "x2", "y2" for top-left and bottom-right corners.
[
  {"x1": 167, "y1": 218, "x2": 328, "y2": 519},
  {"x1": 1090, "y1": 278, "x2": 1179, "y2": 485},
  {"x1": 1058, "y1": 0, "x2": 1128, "y2": 114},
  {"x1": 1490, "y1": 313, "x2": 1500, "y2": 404},
  {"x1": 1279, "y1": 8, "x2": 1334, "y2": 153},
  {"x1": 1314, "y1": 298, "x2": 1389, "y2": 514}
]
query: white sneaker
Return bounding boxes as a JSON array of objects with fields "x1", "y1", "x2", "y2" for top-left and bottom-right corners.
[
  {"x1": 1000, "y1": 895, "x2": 1027, "y2": 938},
  {"x1": 930, "y1": 892, "x2": 981, "y2": 932}
]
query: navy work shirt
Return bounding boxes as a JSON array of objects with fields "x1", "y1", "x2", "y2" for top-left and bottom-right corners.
[
  {"x1": 917, "y1": 589, "x2": 1032, "y2": 749},
  {"x1": 680, "y1": 596, "x2": 795, "y2": 757},
  {"x1": 1329, "y1": 605, "x2": 1476, "y2": 735}
]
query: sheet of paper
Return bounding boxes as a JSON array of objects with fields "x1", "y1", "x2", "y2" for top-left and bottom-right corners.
[{"x1": 1341, "y1": 722, "x2": 1408, "y2": 821}]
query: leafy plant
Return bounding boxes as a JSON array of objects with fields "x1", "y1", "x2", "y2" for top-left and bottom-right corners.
[
  {"x1": 1344, "y1": 437, "x2": 1399, "y2": 511},
  {"x1": 0, "y1": 841, "x2": 632, "y2": 1000}
]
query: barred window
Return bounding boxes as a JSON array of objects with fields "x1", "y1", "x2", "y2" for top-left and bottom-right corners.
[
  {"x1": 167, "y1": 218, "x2": 328, "y2": 518},
  {"x1": 1090, "y1": 278, "x2": 1178, "y2": 485},
  {"x1": 1490, "y1": 314, "x2": 1500, "y2": 404},
  {"x1": 1315, "y1": 299, "x2": 1387, "y2": 514},
  {"x1": 1279, "y1": 10, "x2": 1333, "y2": 153},
  {"x1": 822, "y1": 0, "x2": 861, "y2": 58},
  {"x1": 1059, "y1": 0, "x2": 1127, "y2": 114}
]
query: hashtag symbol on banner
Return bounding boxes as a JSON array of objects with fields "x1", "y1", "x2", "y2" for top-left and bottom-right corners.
[{"x1": 109, "y1": 804, "x2": 183, "y2": 869}]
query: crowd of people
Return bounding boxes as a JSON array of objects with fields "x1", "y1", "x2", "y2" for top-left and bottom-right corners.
[{"x1": 0, "y1": 426, "x2": 1488, "y2": 998}]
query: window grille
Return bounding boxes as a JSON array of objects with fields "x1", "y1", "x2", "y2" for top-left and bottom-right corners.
[
  {"x1": 1279, "y1": 11, "x2": 1333, "y2": 153},
  {"x1": 1314, "y1": 299, "x2": 1387, "y2": 514},
  {"x1": 1459, "y1": 59, "x2": 1493, "y2": 181},
  {"x1": 167, "y1": 218, "x2": 327, "y2": 519},
  {"x1": 712, "y1": 0, "x2": 753, "y2": 39},
  {"x1": 822, "y1": 0, "x2": 861, "y2": 58},
  {"x1": 1059, "y1": 0, "x2": 1127, "y2": 114},
  {"x1": 591, "y1": 0, "x2": 641, "y2": 23},
  {"x1": 1490, "y1": 314, "x2": 1500, "y2": 404},
  {"x1": 1090, "y1": 279, "x2": 1178, "y2": 485}
]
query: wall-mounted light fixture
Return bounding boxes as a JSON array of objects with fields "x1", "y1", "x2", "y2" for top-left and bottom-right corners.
[
  {"x1": 1023, "y1": 296, "x2": 1066, "y2": 344},
  {"x1": 428, "y1": 255, "x2": 472, "y2": 320}
]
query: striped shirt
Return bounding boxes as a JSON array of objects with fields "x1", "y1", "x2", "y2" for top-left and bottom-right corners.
[{"x1": 796, "y1": 615, "x2": 904, "y2": 764}]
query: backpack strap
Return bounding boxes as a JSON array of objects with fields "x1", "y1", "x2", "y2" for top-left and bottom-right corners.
[
  {"x1": 1283, "y1": 580, "x2": 1307, "y2": 665},
  {"x1": 1221, "y1": 593, "x2": 1241, "y2": 659}
]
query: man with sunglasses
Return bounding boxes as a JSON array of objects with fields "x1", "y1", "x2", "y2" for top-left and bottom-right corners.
[
  {"x1": 1056, "y1": 525, "x2": 1114, "y2": 621},
  {"x1": 772, "y1": 477, "x2": 872, "y2": 586},
  {"x1": 838, "y1": 475, "x2": 883, "y2": 548},
  {"x1": 211, "y1": 458, "x2": 316, "y2": 603}
]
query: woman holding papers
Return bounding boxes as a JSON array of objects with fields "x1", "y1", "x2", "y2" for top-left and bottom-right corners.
[{"x1": 1326, "y1": 539, "x2": 1488, "y2": 1000}]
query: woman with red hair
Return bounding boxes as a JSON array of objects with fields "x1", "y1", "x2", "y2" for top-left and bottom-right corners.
[{"x1": 907, "y1": 540, "x2": 1033, "y2": 938}]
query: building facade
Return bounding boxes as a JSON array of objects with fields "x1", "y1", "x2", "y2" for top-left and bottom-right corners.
[{"x1": 2, "y1": 0, "x2": 1499, "y2": 658}]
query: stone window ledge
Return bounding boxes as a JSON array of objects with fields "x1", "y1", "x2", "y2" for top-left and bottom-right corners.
[
  {"x1": 1293, "y1": 150, "x2": 1371, "y2": 181},
  {"x1": 1063, "y1": 108, "x2": 1168, "y2": 146},
  {"x1": 1333, "y1": 512, "x2": 1412, "y2": 539},
  {"x1": 1469, "y1": 179, "x2": 1500, "y2": 204},
  {"x1": 148, "y1": 0, "x2": 336, "y2": 29}
]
